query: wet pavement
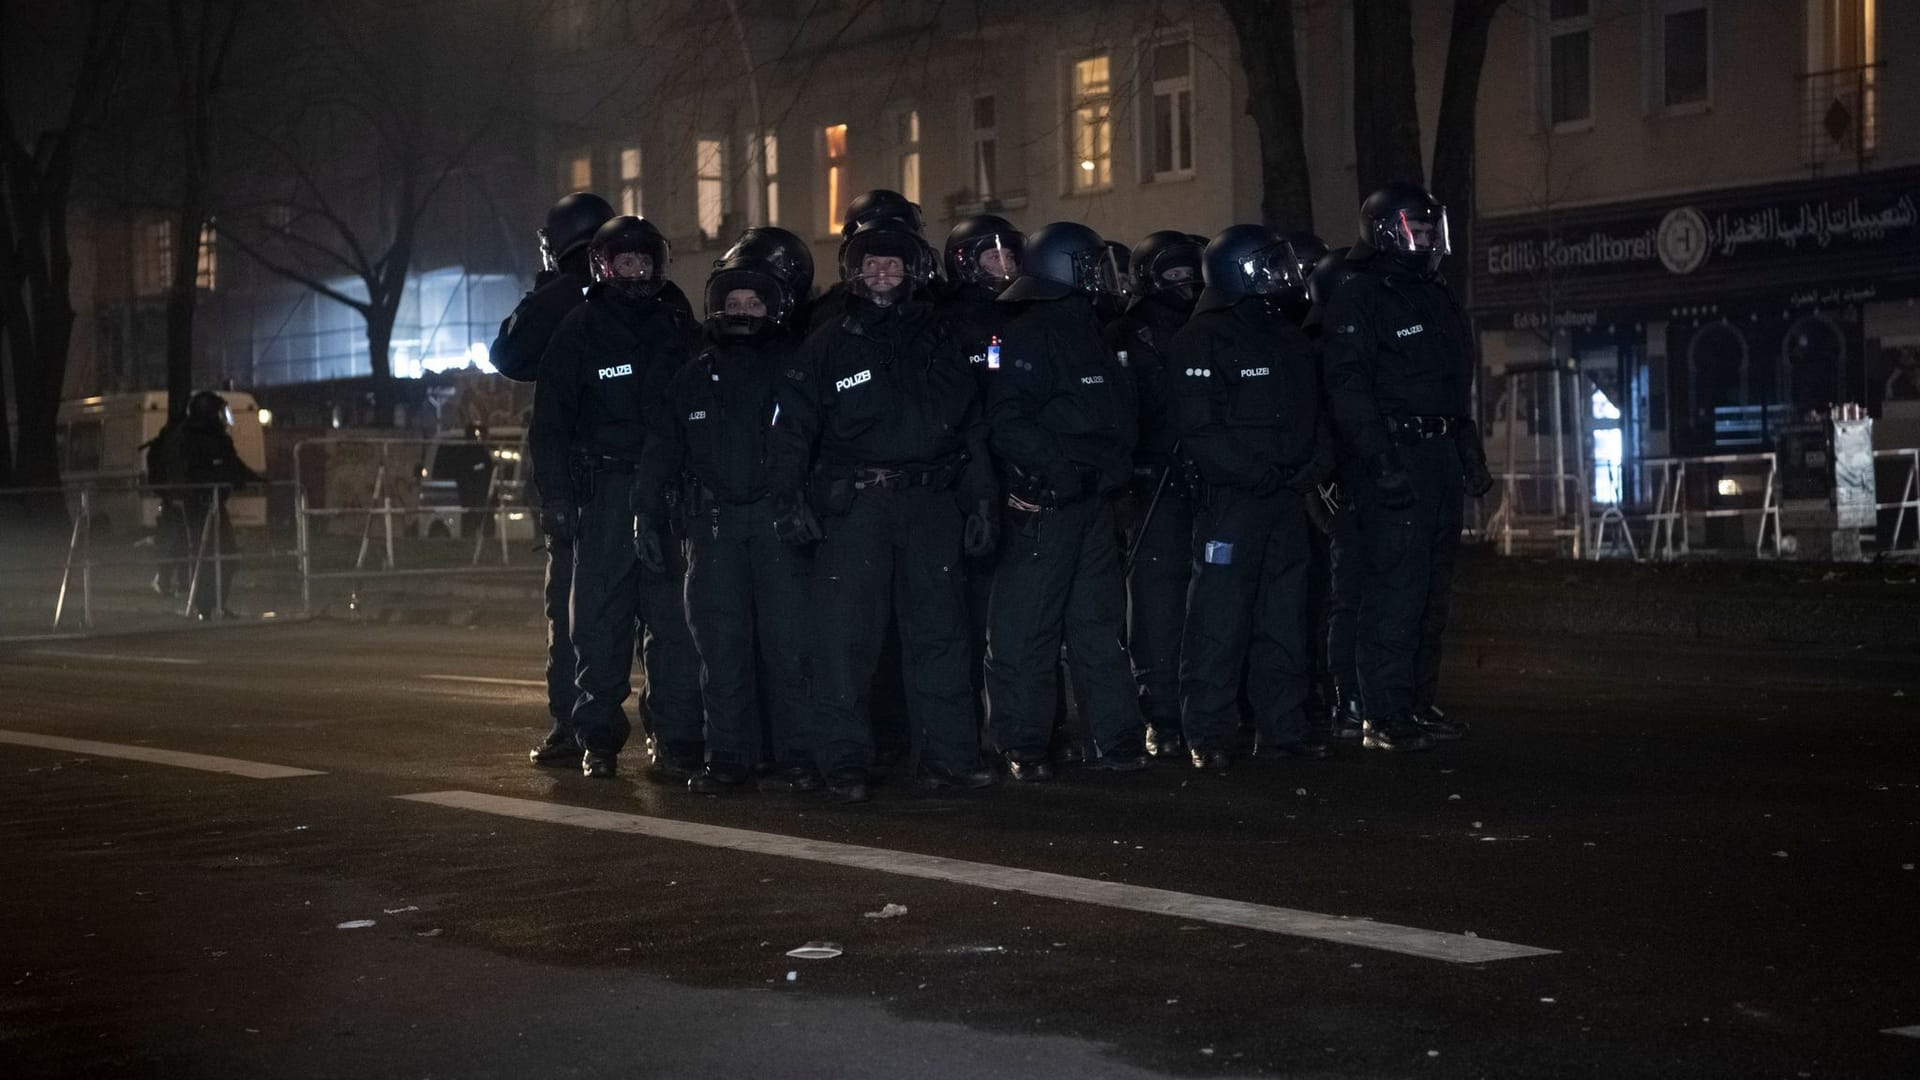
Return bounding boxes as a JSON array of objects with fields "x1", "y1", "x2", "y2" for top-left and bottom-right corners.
[{"x1": 0, "y1": 619, "x2": 1916, "y2": 1077}]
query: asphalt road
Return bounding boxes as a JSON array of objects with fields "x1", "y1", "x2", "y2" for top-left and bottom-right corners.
[{"x1": 1, "y1": 618, "x2": 1917, "y2": 1078}]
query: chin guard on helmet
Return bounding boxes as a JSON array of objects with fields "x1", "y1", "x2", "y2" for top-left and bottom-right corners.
[
  {"x1": 704, "y1": 259, "x2": 793, "y2": 338},
  {"x1": 840, "y1": 220, "x2": 926, "y2": 305}
]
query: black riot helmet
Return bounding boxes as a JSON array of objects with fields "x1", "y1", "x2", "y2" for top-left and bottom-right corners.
[
  {"x1": 1095, "y1": 240, "x2": 1133, "y2": 321},
  {"x1": 841, "y1": 188, "x2": 923, "y2": 238},
  {"x1": 1359, "y1": 181, "x2": 1451, "y2": 273},
  {"x1": 720, "y1": 226, "x2": 814, "y2": 301},
  {"x1": 704, "y1": 255, "x2": 794, "y2": 340},
  {"x1": 1307, "y1": 246, "x2": 1359, "y2": 310},
  {"x1": 839, "y1": 217, "x2": 928, "y2": 307},
  {"x1": 943, "y1": 214, "x2": 1024, "y2": 289},
  {"x1": 999, "y1": 221, "x2": 1107, "y2": 303},
  {"x1": 1198, "y1": 224, "x2": 1305, "y2": 313},
  {"x1": 542, "y1": 192, "x2": 615, "y2": 273},
  {"x1": 588, "y1": 215, "x2": 671, "y2": 301},
  {"x1": 1128, "y1": 230, "x2": 1205, "y2": 302},
  {"x1": 186, "y1": 389, "x2": 230, "y2": 427},
  {"x1": 1283, "y1": 231, "x2": 1330, "y2": 284}
]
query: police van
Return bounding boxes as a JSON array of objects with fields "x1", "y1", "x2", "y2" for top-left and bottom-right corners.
[{"x1": 56, "y1": 391, "x2": 269, "y2": 538}]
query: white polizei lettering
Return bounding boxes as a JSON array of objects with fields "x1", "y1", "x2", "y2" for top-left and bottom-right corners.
[
  {"x1": 1240, "y1": 366, "x2": 1271, "y2": 378},
  {"x1": 598, "y1": 363, "x2": 634, "y2": 379},
  {"x1": 1081, "y1": 375, "x2": 1105, "y2": 385},
  {"x1": 1396, "y1": 324, "x2": 1425, "y2": 338},
  {"x1": 688, "y1": 410, "x2": 707, "y2": 421},
  {"x1": 834, "y1": 370, "x2": 873, "y2": 392}
]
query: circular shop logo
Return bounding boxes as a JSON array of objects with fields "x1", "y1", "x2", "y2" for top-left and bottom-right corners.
[{"x1": 1657, "y1": 207, "x2": 1710, "y2": 275}]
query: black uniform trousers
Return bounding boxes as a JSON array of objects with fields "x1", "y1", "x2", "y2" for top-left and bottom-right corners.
[
  {"x1": 568, "y1": 470, "x2": 703, "y2": 756},
  {"x1": 1124, "y1": 477, "x2": 1192, "y2": 733},
  {"x1": 986, "y1": 496, "x2": 1142, "y2": 757},
  {"x1": 1352, "y1": 436, "x2": 1464, "y2": 721},
  {"x1": 684, "y1": 497, "x2": 812, "y2": 769},
  {"x1": 543, "y1": 534, "x2": 577, "y2": 735},
  {"x1": 1325, "y1": 485, "x2": 1364, "y2": 701},
  {"x1": 1179, "y1": 487, "x2": 1315, "y2": 751},
  {"x1": 808, "y1": 485, "x2": 980, "y2": 778}
]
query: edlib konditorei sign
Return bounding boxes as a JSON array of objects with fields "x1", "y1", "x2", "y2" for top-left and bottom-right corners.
[{"x1": 1472, "y1": 167, "x2": 1920, "y2": 321}]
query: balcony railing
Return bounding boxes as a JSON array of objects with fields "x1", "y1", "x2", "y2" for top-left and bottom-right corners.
[{"x1": 1800, "y1": 63, "x2": 1881, "y2": 172}]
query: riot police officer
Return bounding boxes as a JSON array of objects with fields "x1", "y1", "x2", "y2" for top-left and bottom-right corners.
[
  {"x1": 770, "y1": 217, "x2": 1000, "y2": 803},
  {"x1": 531, "y1": 215, "x2": 703, "y2": 778},
  {"x1": 806, "y1": 189, "x2": 935, "y2": 335},
  {"x1": 1307, "y1": 246, "x2": 1368, "y2": 742},
  {"x1": 640, "y1": 253, "x2": 814, "y2": 795},
  {"x1": 1170, "y1": 226, "x2": 1332, "y2": 772},
  {"x1": 984, "y1": 222, "x2": 1145, "y2": 781},
  {"x1": 936, "y1": 214, "x2": 1025, "y2": 728},
  {"x1": 491, "y1": 192, "x2": 612, "y2": 765},
  {"x1": 717, "y1": 226, "x2": 816, "y2": 339},
  {"x1": 172, "y1": 390, "x2": 265, "y2": 620},
  {"x1": 1321, "y1": 182, "x2": 1493, "y2": 752},
  {"x1": 1105, "y1": 230, "x2": 1204, "y2": 757}
]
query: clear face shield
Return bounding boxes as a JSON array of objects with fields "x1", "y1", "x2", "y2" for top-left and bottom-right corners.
[
  {"x1": 1372, "y1": 205, "x2": 1452, "y2": 269},
  {"x1": 842, "y1": 234, "x2": 919, "y2": 306},
  {"x1": 705, "y1": 271, "x2": 786, "y2": 337},
  {"x1": 537, "y1": 227, "x2": 557, "y2": 274},
  {"x1": 592, "y1": 244, "x2": 667, "y2": 300},
  {"x1": 965, "y1": 234, "x2": 1023, "y2": 286},
  {"x1": 1242, "y1": 241, "x2": 1306, "y2": 302},
  {"x1": 1151, "y1": 251, "x2": 1202, "y2": 301}
]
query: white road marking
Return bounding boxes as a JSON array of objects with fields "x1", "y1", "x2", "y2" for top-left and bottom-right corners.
[
  {"x1": 421, "y1": 674, "x2": 546, "y2": 688},
  {"x1": 0, "y1": 730, "x2": 324, "y2": 780},
  {"x1": 26, "y1": 649, "x2": 205, "y2": 666},
  {"x1": 1884, "y1": 1025, "x2": 1920, "y2": 1039},
  {"x1": 397, "y1": 790, "x2": 1556, "y2": 964}
]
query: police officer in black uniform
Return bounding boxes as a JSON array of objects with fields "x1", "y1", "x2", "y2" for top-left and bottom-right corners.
[
  {"x1": 935, "y1": 214, "x2": 1025, "y2": 729},
  {"x1": 532, "y1": 215, "x2": 703, "y2": 778},
  {"x1": 1105, "y1": 230, "x2": 1204, "y2": 758},
  {"x1": 770, "y1": 218, "x2": 1000, "y2": 803},
  {"x1": 984, "y1": 222, "x2": 1146, "y2": 781},
  {"x1": 1171, "y1": 225, "x2": 1333, "y2": 771},
  {"x1": 491, "y1": 192, "x2": 613, "y2": 765},
  {"x1": 1306, "y1": 246, "x2": 1369, "y2": 742},
  {"x1": 717, "y1": 226, "x2": 816, "y2": 339},
  {"x1": 641, "y1": 254, "x2": 814, "y2": 795},
  {"x1": 1321, "y1": 182, "x2": 1492, "y2": 752}
]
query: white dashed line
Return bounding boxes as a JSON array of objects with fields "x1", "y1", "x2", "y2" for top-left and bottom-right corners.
[
  {"x1": 1884, "y1": 1024, "x2": 1920, "y2": 1039},
  {"x1": 0, "y1": 730, "x2": 324, "y2": 779},
  {"x1": 396, "y1": 789, "x2": 1557, "y2": 965},
  {"x1": 26, "y1": 649, "x2": 206, "y2": 666}
]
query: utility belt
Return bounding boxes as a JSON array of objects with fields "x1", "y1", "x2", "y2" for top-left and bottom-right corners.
[
  {"x1": 567, "y1": 450, "x2": 642, "y2": 502},
  {"x1": 1005, "y1": 461, "x2": 1101, "y2": 511},
  {"x1": 1131, "y1": 462, "x2": 1192, "y2": 502},
  {"x1": 1385, "y1": 414, "x2": 1466, "y2": 445},
  {"x1": 808, "y1": 453, "x2": 967, "y2": 517}
]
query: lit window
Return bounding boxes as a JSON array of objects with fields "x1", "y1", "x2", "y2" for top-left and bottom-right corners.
[
  {"x1": 970, "y1": 95, "x2": 998, "y2": 199},
  {"x1": 1545, "y1": 0, "x2": 1593, "y2": 128},
  {"x1": 762, "y1": 133, "x2": 780, "y2": 226},
  {"x1": 135, "y1": 220, "x2": 171, "y2": 298},
  {"x1": 1804, "y1": 0, "x2": 1877, "y2": 161},
  {"x1": 1147, "y1": 38, "x2": 1194, "y2": 179},
  {"x1": 618, "y1": 147, "x2": 642, "y2": 216},
  {"x1": 697, "y1": 137, "x2": 726, "y2": 242},
  {"x1": 1070, "y1": 54, "x2": 1112, "y2": 192},
  {"x1": 564, "y1": 151, "x2": 592, "y2": 193},
  {"x1": 196, "y1": 224, "x2": 217, "y2": 291},
  {"x1": 823, "y1": 123, "x2": 848, "y2": 234},
  {"x1": 897, "y1": 110, "x2": 921, "y2": 205}
]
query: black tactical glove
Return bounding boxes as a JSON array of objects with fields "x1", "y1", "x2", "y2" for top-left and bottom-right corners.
[
  {"x1": 1043, "y1": 459, "x2": 1089, "y2": 507},
  {"x1": 1369, "y1": 450, "x2": 1417, "y2": 511},
  {"x1": 773, "y1": 493, "x2": 823, "y2": 547},
  {"x1": 1304, "y1": 486, "x2": 1338, "y2": 536},
  {"x1": 963, "y1": 498, "x2": 1001, "y2": 558},
  {"x1": 538, "y1": 503, "x2": 578, "y2": 542},
  {"x1": 633, "y1": 513, "x2": 666, "y2": 573},
  {"x1": 1455, "y1": 420, "x2": 1495, "y2": 498}
]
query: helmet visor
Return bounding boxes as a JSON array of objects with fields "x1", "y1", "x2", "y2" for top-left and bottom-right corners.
[
  {"x1": 1242, "y1": 241, "x2": 1305, "y2": 298},
  {"x1": 1377, "y1": 205, "x2": 1452, "y2": 256},
  {"x1": 960, "y1": 233, "x2": 1024, "y2": 286},
  {"x1": 704, "y1": 268, "x2": 788, "y2": 327}
]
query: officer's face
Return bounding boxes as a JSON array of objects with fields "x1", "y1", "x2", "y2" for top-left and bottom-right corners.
[
  {"x1": 724, "y1": 289, "x2": 767, "y2": 317},
  {"x1": 611, "y1": 251, "x2": 655, "y2": 280},
  {"x1": 979, "y1": 248, "x2": 1018, "y2": 281},
  {"x1": 1402, "y1": 218, "x2": 1435, "y2": 251},
  {"x1": 860, "y1": 255, "x2": 905, "y2": 293}
]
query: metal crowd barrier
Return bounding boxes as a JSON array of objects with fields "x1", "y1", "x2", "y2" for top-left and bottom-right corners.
[
  {"x1": 1632, "y1": 452, "x2": 1783, "y2": 561},
  {"x1": 1877, "y1": 447, "x2": 1920, "y2": 557}
]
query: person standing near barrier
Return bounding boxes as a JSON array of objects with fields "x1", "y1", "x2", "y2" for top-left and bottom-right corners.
[
  {"x1": 532, "y1": 215, "x2": 703, "y2": 780},
  {"x1": 1170, "y1": 226, "x2": 1332, "y2": 772},
  {"x1": 983, "y1": 222, "x2": 1146, "y2": 781},
  {"x1": 1105, "y1": 230, "x2": 1204, "y2": 759},
  {"x1": 1321, "y1": 183, "x2": 1492, "y2": 753},
  {"x1": 640, "y1": 254, "x2": 816, "y2": 796},
  {"x1": 171, "y1": 390, "x2": 265, "y2": 620},
  {"x1": 491, "y1": 192, "x2": 613, "y2": 767},
  {"x1": 769, "y1": 217, "x2": 999, "y2": 804}
]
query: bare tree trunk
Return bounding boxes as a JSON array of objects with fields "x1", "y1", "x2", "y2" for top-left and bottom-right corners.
[
  {"x1": 1220, "y1": 0, "x2": 1315, "y2": 232},
  {"x1": 165, "y1": 201, "x2": 203, "y2": 419},
  {"x1": 1430, "y1": 0, "x2": 1503, "y2": 284},
  {"x1": 1352, "y1": 0, "x2": 1424, "y2": 204}
]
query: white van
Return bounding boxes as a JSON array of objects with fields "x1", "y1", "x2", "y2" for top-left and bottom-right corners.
[{"x1": 56, "y1": 391, "x2": 269, "y2": 537}]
